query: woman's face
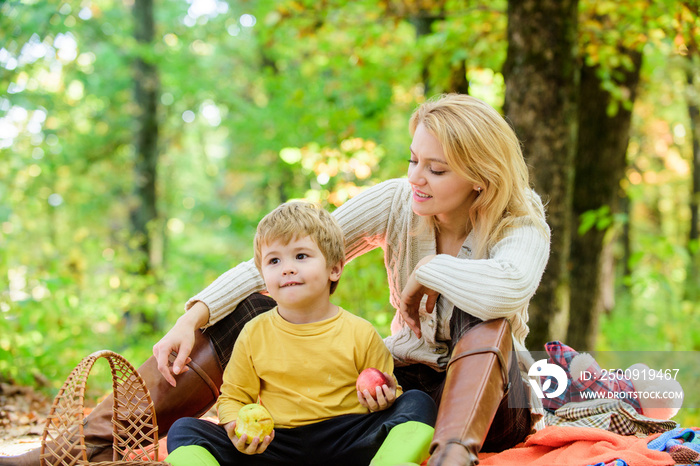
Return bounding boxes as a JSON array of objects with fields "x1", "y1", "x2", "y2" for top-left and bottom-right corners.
[{"x1": 407, "y1": 123, "x2": 479, "y2": 225}]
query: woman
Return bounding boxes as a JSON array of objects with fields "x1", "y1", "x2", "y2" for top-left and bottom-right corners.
[{"x1": 3, "y1": 94, "x2": 549, "y2": 466}]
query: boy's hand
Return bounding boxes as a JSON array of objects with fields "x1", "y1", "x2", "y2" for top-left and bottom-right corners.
[
  {"x1": 357, "y1": 372, "x2": 397, "y2": 412},
  {"x1": 224, "y1": 421, "x2": 275, "y2": 455}
]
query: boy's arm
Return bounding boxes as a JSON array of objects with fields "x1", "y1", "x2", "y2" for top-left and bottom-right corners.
[
  {"x1": 216, "y1": 327, "x2": 261, "y2": 424},
  {"x1": 217, "y1": 326, "x2": 275, "y2": 455},
  {"x1": 357, "y1": 326, "x2": 402, "y2": 411},
  {"x1": 367, "y1": 328, "x2": 402, "y2": 396}
]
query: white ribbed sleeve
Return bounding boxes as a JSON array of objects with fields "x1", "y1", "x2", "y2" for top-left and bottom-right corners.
[
  {"x1": 185, "y1": 177, "x2": 550, "y2": 360},
  {"x1": 185, "y1": 259, "x2": 266, "y2": 327},
  {"x1": 415, "y1": 219, "x2": 550, "y2": 350}
]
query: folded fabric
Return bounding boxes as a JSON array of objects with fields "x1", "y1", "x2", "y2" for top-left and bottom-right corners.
[
  {"x1": 545, "y1": 398, "x2": 678, "y2": 435},
  {"x1": 542, "y1": 341, "x2": 643, "y2": 414},
  {"x1": 647, "y1": 427, "x2": 700, "y2": 464},
  {"x1": 587, "y1": 461, "x2": 628, "y2": 466},
  {"x1": 478, "y1": 426, "x2": 673, "y2": 466}
]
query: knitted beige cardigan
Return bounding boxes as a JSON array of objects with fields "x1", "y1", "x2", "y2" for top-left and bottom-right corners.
[{"x1": 187, "y1": 178, "x2": 550, "y2": 371}]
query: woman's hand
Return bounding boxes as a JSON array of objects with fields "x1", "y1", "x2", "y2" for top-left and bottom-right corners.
[
  {"x1": 224, "y1": 421, "x2": 274, "y2": 455},
  {"x1": 357, "y1": 372, "x2": 398, "y2": 412},
  {"x1": 152, "y1": 301, "x2": 209, "y2": 387},
  {"x1": 399, "y1": 255, "x2": 439, "y2": 339}
]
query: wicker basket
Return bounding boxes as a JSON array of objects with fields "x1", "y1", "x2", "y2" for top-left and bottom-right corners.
[{"x1": 40, "y1": 350, "x2": 170, "y2": 465}]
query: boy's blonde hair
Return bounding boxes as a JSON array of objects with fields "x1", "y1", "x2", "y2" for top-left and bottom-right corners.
[
  {"x1": 409, "y1": 93, "x2": 548, "y2": 259},
  {"x1": 254, "y1": 201, "x2": 346, "y2": 294}
]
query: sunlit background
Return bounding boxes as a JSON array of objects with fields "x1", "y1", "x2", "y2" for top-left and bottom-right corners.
[{"x1": 1, "y1": 0, "x2": 699, "y2": 425}]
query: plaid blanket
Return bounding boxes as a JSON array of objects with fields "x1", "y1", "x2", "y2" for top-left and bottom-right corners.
[
  {"x1": 647, "y1": 427, "x2": 700, "y2": 464},
  {"x1": 545, "y1": 398, "x2": 678, "y2": 436},
  {"x1": 541, "y1": 341, "x2": 643, "y2": 414}
]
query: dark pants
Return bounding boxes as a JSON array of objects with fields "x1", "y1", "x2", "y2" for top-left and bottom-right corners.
[
  {"x1": 394, "y1": 309, "x2": 531, "y2": 452},
  {"x1": 167, "y1": 390, "x2": 437, "y2": 466},
  {"x1": 203, "y1": 293, "x2": 278, "y2": 369},
  {"x1": 204, "y1": 295, "x2": 531, "y2": 453}
]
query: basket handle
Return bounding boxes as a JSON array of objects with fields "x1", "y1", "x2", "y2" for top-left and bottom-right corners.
[{"x1": 40, "y1": 350, "x2": 161, "y2": 465}]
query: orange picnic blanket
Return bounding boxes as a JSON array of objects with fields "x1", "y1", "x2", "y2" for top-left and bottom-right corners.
[{"x1": 478, "y1": 426, "x2": 674, "y2": 466}]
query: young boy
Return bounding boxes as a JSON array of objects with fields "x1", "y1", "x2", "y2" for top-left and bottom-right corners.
[{"x1": 166, "y1": 202, "x2": 437, "y2": 466}]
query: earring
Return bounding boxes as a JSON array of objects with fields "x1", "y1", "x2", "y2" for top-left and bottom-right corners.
[{"x1": 476, "y1": 187, "x2": 482, "y2": 193}]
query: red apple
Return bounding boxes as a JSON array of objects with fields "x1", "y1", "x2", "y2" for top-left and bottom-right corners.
[{"x1": 356, "y1": 368, "x2": 390, "y2": 399}]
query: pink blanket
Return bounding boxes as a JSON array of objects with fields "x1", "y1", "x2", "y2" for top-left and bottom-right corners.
[{"x1": 478, "y1": 426, "x2": 674, "y2": 466}]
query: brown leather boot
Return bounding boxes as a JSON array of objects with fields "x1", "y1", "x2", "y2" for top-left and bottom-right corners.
[
  {"x1": 428, "y1": 318, "x2": 513, "y2": 466},
  {"x1": 0, "y1": 329, "x2": 223, "y2": 466}
]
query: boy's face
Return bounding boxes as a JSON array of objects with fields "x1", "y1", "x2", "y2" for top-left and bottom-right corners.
[{"x1": 260, "y1": 235, "x2": 342, "y2": 311}]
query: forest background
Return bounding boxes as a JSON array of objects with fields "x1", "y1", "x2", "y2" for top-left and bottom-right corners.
[{"x1": 1, "y1": 0, "x2": 700, "y2": 426}]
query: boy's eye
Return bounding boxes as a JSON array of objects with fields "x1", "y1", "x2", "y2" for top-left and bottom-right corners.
[
  {"x1": 296, "y1": 253, "x2": 308, "y2": 260},
  {"x1": 268, "y1": 258, "x2": 279, "y2": 265}
]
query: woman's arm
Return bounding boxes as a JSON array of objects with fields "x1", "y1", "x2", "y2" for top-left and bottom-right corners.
[
  {"x1": 154, "y1": 179, "x2": 405, "y2": 382},
  {"x1": 333, "y1": 178, "x2": 408, "y2": 263},
  {"x1": 152, "y1": 260, "x2": 265, "y2": 383},
  {"x1": 416, "y1": 221, "x2": 550, "y2": 320},
  {"x1": 153, "y1": 301, "x2": 210, "y2": 385},
  {"x1": 185, "y1": 179, "x2": 406, "y2": 327},
  {"x1": 398, "y1": 255, "x2": 439, "y2": 338},
  {"x1": 186, "y1": 259, "x2": 266, "y2": 326}
]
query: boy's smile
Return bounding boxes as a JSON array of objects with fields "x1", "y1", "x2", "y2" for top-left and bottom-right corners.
[
  {"x1": 260, "y1": 235, "x2": 342, "y2": 323},
  {"x1": 280, "y1": 281, "x2": 302, "y2": 287}
]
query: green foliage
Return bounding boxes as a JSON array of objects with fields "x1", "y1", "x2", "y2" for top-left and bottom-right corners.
[
  {"x1": 578, "y1": 205, "x2": 629, "y2": 235},
  {"x1": 334, "y1": 248, "x2": 393, "y2": 337},
  {"x1": 1, "y1": 1, "x2": 699, "y2": 430}
]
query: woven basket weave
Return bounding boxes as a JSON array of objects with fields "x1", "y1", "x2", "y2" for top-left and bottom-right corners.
[{"x1": 40, "y1": 350, "x2": 170, "y2": 465}]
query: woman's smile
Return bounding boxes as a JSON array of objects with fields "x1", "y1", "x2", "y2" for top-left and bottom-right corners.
[{"x1": 412, "y1": 188, "x2": 432, "y2": 201}]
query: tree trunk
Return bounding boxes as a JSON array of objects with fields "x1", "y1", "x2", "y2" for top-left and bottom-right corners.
[
  {"x1": 619, "y1": 194, "x2": 632, "y2": 281},
  {"x1": 130, "y1": 0, "x2": 159, "y2": 275},
  {"x1": 411, "y1": 13, "x2": 443, "y2": 96},
  {"x1": 566, "y1": 50, "x2": 643, "y2": 350},
  {"x1": 447, "y1": 59, "x2": 470, "y2": 95},
  {"x1": 503, "y1": 0, "x2": 579, "y2": 351},
  {"x1": 688, "y1": 65, "x2": 699, "y2": 244},
  {"x1": 686, "y1": 56, "x2": 700, "y2": 299}
]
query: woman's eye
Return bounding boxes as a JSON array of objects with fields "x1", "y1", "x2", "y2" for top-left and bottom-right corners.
[{"x1": 409, "y1": 157, "x2": 445, "y2": 175}]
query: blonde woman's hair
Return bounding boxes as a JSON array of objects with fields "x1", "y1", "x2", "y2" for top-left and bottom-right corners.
[
  {"x1": 409, "y1": 93, "x2": 547, "y2": 258},
  {"x1": 254, "y1": 201, "x2": 346, "y2": 294}
]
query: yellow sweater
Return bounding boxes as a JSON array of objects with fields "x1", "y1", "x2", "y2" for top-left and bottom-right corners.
[{"x1": 215, "y1": 307, "x2": 400, "y2": 428}]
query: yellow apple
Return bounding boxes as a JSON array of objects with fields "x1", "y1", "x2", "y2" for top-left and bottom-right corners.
[{"x1": 234, "y1": 403, "x2": 274, "y2": 443}]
